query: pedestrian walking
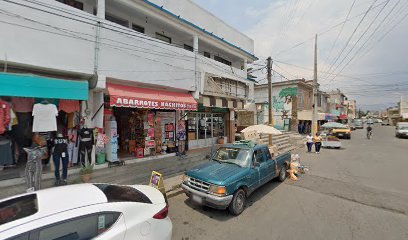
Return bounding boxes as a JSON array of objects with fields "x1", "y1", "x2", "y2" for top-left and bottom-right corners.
[
  {"x1": 314, "y1": 132, "x2": 323, "y2": 154},
  {"x1": 306, "y1": 133, "x2": 313, "y2": 153}
]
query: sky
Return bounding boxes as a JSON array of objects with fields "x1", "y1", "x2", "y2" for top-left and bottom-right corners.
[{"x1": 193, "y1": 0, "x2": 408, "y2": 110}]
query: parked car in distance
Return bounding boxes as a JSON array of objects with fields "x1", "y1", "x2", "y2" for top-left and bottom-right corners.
[
  {"x1": 0, "y1": 184, "x2": 172, "y2": 240},
  {"x1": 181, "y1": 141, "x2": 291, "y2": 215},
  {"x1": 376, "y1": 119, "x2": 383, "y2": 124},
  {"x1": 332, "y1": 126, "x2": 352, "y2": 139},
  {"x1": 395, "y1": 122, "x2": 408, "y2": 138},
  {"x1": 353, "y1": 119, "x2": 364, "y2": 129},
  {"x1": 382, "y1": 118, "x2": 390, "y2": 125},
  {"x1": 367, "y1": 118, "x2": 374, "y2": 125}
]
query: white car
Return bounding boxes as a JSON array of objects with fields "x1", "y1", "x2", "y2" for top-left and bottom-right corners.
[
  {"x1": 0, "y1": 183, "x2": 172, "y2": 240},
  {"x1": 395, "y1": 122, "x2": 408, "y2": 138}
]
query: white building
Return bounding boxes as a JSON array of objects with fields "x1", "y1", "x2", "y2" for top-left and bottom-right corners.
[{"x1": 0, "y1": 0, "x2": 256, "y2": 154}]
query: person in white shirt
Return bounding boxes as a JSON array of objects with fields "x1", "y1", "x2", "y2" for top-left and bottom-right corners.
[{"x1": 306, "y1": 134, "x2": 313, "y2": 153}]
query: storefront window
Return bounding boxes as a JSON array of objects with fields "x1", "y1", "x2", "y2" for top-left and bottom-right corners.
[{"x1": 187, "y1": 112, "x2": 225, "y2": 141}]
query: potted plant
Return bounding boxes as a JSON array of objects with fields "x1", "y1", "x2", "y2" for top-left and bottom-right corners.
[{"x1": 79, "y1": 163, "x2": 94, "y2": 183}]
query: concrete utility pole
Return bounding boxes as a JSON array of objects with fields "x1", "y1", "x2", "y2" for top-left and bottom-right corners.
[
  {"x1": 267, "y1": 57, "x2": 273, "y2": 145},
  {"x1": 312, "y1": 34, "x2": 318, "y2": 137}
]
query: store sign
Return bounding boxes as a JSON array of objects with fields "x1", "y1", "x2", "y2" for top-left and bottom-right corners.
[{"x1": 110, "y1": 96, "x2": 197, "y2": 111}]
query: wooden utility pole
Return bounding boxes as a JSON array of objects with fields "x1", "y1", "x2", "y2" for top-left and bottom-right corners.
[
  {"x1": 267, "y1": 57, "x2": 273, "y2": 145},
  {"x1": 312, "y1": 34, "x2": 318, "y2": 137}
]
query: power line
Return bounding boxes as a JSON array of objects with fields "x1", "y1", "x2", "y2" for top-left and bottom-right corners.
[
  {"x1": 321, "y1": 0, "x2": 357, "y2": 75},
  {"x1": 323, "y1": 0, "x2": 381, "y2": 79},
  {"x1": 325, "y1": 0, "x2": 392, "y2": 81},
  {"x1": 356, "y1": 0, "x2": 408, "y2": 61},
  {"x1": 275, "y1": 0, "x2": 389, "y2": 56}
]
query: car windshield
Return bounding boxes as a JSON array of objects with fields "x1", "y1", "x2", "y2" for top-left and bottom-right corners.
[
  {"x1": 213, "y1": 147, "x2": 251, "y2": 167},
  {"x1": 0, "y1": 194, "x2": 38, "y2": 225},
  {"x1": 398, "y1": 126, "x2": 408, "y2": 130}
]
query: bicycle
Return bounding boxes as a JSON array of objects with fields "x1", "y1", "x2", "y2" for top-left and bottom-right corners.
[
  {"x1": 367, "y1": 130, "x2": 373, "y2": 139},
  {"x1": 23, "y1": 146, "x2": 47, "y2": 192}
]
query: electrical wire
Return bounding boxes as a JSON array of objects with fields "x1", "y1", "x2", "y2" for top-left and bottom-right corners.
[
  {"x1": 275, "y1": 0, "x2": 389, "y2": 56},
  {"x1": 323, "y1": 0, "x2": 381, "y2": 79},
  {"x1": 321, "y1": 0, "x2": 357, "y2": 75},
  {"x1": 324, "y1": 0, "x2": 392, "y2": 81}
]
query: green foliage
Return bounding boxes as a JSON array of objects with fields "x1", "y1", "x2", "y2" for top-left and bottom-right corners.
[{"x1": 79, "y1": 163, "x2": 94, "y2": 175}]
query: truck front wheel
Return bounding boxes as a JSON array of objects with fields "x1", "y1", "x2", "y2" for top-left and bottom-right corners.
[
  {"x1": 228, "y1": 189, "x2": 246, "y2": 215},
  {"x1": 278, "y1": 165, "x2": 287, "y2": 182}
]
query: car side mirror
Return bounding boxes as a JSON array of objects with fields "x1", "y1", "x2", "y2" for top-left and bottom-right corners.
[{"x1": 206, "y1": 154, "x2": 211, "y2": 160}]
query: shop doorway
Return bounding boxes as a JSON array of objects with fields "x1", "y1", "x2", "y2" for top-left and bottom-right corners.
[{"x1": 187, "y1": 112, "x2": 225, "y2": 149}]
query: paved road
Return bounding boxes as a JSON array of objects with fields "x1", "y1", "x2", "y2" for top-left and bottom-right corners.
[{"x1": 169, "y1": 124, "x2": 408, "y2": 240}]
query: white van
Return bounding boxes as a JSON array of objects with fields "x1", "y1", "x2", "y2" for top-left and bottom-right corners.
[{"x1": 395, "y1": 122, "x2": 408, "y2": 138}]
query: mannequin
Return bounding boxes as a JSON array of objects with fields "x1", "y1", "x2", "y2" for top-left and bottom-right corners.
[
  {"x1": 79, "y1": 125, "x2": 94, "y2": 167},
  {"x1": 52, "y1": 133, "x2": 69, "y2": 185}
]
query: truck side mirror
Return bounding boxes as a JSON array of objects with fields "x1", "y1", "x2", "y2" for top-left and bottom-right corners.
[{"x1": 253, "y1": 162, "x2": 260, "y2": 168}]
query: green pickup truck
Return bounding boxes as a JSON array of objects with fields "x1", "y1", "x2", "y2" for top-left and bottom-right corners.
[{"x1": 181, "y1": 141, "x2": 291, "y2": 215}]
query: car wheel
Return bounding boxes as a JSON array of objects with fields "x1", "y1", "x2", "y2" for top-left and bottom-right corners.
[
  {"x1": 228, "y1": 189, "x2": 246, "y2": 216},
  {"x1": 278, "y1": 165, "x2": 287, "y2": 182}
]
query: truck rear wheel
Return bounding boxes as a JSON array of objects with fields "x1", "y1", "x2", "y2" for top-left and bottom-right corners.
[
  {"x1": 278, "y1": 165, "x2": 287, "y2": 182},
  {"x1": 228, "y1": 189, "x2": 246, "y2": 216}
]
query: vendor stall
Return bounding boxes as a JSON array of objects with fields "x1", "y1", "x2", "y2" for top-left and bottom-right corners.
[{"x1": 321, "y1": 135, "x2": 341, "y2": 149}]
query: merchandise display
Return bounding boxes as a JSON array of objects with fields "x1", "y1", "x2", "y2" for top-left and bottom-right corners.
[{"x1": 32, "y1": 102, "x2": 58, "y2": 132}]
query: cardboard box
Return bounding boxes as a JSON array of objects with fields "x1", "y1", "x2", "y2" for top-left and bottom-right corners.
[{"x1": 188, "y1": 132, "x2": 196, "y2": 140}]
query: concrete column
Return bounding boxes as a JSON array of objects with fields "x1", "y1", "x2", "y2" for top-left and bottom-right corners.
[
  {"x1": 193, "y1": 35, "x2": 200, "y2": 98},
  {"x1": 92, "y1": 91, "x2": 104, "y2": 129},
  {"x1": 193, "y1": 35, "x2": 199, "y2": 52},
  {"x1": 97, "y1": 0, "x2": 105, "y2": 19},
  {"x1": 244, "y1": 59, "x2": 248, "y2": 72}
]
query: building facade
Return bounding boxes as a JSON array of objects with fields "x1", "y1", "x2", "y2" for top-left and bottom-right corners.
[
  {"x1": 0, "y1": 0, "x2": 256, "y2": 165},
  {"x1": 254, "y1": 79, "x2": 329, "y2": 132},
  {"x1": 399, "y1": 97, "x2": 408, "y2": 120},
  {"x1": 328, "y1": 89, "x2": 348, "y2": 122},
  {"x1": 344, "y1": 99, "x2": 357, "y2": 120}
]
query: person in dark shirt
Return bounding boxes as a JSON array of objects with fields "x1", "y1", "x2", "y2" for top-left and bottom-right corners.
[{"x1": 52, "y1": 133, "x2": 69, "y2": 185}]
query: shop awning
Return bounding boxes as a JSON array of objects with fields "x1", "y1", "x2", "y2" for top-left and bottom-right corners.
[
  {"x1": 107, "y1": 83, "x2": 197, "y2": 111},
  {"x1": 339, "y1": 114, "x2": 348, "y2": 120},
  {"x1": 0, "y1": 72, "x2": 88, "y2": 100},
  {"x1": 297, "y1": 110, "x2": 325, "y2": 120}
]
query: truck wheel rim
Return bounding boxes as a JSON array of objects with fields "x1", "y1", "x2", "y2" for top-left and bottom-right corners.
[{"x1": 236, "y1": 193, "x2": 244, "y2": 210}]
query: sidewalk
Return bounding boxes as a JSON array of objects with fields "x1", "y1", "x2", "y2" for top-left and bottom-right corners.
[{"x1": 0, "y1": 147, "x2": 211, "y2": 200}]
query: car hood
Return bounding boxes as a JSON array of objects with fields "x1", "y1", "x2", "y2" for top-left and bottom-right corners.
[{"x1": 187, "y1": 161, "x2": 246, "y2": 186}]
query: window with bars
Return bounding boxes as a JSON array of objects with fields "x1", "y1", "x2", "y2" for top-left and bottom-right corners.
[
  {"x1": 132, "y1": 24, "x2": 145, "y2": 33},
  {"x1": 155, "y1": 33, "x2": 172, "y2": 44},
  {"x1": 56, "y1": 0, "x2": 84, "y2": 10},
  {"x1": 214, "y1": 56, "x2": 232, "y2": 66}
]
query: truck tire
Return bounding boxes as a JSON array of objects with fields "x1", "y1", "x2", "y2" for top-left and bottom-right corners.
[
  {"x1": 278, "y1": 165, "x2": 287, "y2": 182},
  {"x1": 228, "y1": 189, "x2": 246, "y2": 216}
]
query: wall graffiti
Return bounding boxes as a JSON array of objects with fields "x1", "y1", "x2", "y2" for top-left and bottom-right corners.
[{"x1": 273, "y1": 87, "x2": 298, "y2": 130}]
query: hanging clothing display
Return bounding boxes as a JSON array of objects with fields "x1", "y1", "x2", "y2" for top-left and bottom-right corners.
[
  {"x1": 9, "y1": 109, "x2": 18, "y2": 130},
  {"x1": 67, "y1": 112, "x2": 80, "y2": 129},
  {"x1": 67, "y1": 129, "x2": 77, "y2": 163},
  {"x1": 32, "y1": 103, "x2": 58, "y2": 132},
  {"x1": 11, "y1": 97, "x2": 35, "y2": 113},
  {"x1": 52, "y1": 136, "x2": 69, "y2": 181},
  {"x1": 79, "y1": 127, "x2": 94, "y2": 166},
  {"x1": 59, "y1": 100, "x2": 80, "y2": 113},
  {"x1": 0, "y1": 100, "x2": 11, "y2": 135},
  {"x1": 0, "y1": 137, "x2": 14, "y2": 166}
]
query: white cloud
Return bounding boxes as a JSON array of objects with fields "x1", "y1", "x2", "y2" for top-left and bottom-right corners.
[{"x1": 245, "y1": 0, "x2": 408, "y2": 110}]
